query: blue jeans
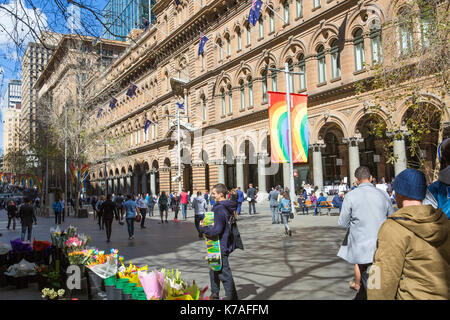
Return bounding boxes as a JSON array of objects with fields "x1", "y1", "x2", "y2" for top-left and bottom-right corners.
[
  {"x1": 181, "y1": 203, "x2": 187, "y2": 219},
  {"x1": 270, "y1": 206, "x2": 279, "y2": 223},
  {"x1": 194, "y1": 214, "x2": 205, "y2": 236},
  {"x1": 21, "y1": 224, "x2": 32, "y2": 242},
  {"x1": 237, "y1": 202, "x2": 242, "y2": 215},
  {"x1": 248, "y1": 201, "x2": 256, "y2": 215},
  {"x1": 126, "y1": 218, "x2": 134, "y2": 238},
  {"x1": 281, "y1": 213, "x2": 290, "y2": 231}
]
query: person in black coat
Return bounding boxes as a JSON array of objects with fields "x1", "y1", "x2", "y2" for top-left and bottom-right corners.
[
  {"x1": 100, "y1": 194, "x2": 117, "y2": 242},
  {"x1": 246, "y1": 184, "x2": 257, "y2": 215},
  {"x1": 18, "y1": 198, "x2": 37, "y2": 242},
  {"x1": 7, "y1": 201, "x2": 18, "y2": 230}
]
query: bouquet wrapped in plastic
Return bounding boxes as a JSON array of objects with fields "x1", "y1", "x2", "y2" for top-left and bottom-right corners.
[
  {"x1": 0, "y1": 242, "x2": 11, "y2": 255},
  {"x1": 10, "y1": 238, "x2": 32, "y2": 253},
  {"x1": 87, "y1": 249, "x2": 123, "y2": 279},
  {"x1": 67, "y1": 250, "x2": 92, "y2": 265},
  {"x1": 50, "y1": 227, "x2": 64, "y2": 248},
  {"x1": 4, "y1": 259, "x2": 37, "y2": 277},
  {"x1": 138, "y1": 270, "x2": 165, "y2": 300},
  {"x1": 32, "y1": 239, "x2": 51, "y2": 252},
  {"x1": 117, "y1": 262, "x2": 148, "y2": 286}
]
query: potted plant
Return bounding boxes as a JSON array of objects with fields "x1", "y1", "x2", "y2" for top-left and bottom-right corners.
[{"x1": 42, "y1": 288, "x2": 66, "y2": 300}]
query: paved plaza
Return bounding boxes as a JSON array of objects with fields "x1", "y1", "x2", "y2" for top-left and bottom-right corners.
[{"x1": 0, "y1": 202, "x2": 355, "y2": 300}]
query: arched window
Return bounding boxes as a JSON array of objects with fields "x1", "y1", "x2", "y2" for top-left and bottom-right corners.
[
  {"x1": 269, "y1": 9, "x2": 275, "y2": 33},
  {"x1": 248, "y1": 78, "x2": 254, "y2": 107},
  {"x1": 317, "y1": 45, "x2": 326, "y2": 83},
  {"x1": 246, "y1": 24, "x2": 251, "y2": 46},
  {"x1": 218, "y1": 39, "x2": 223, "y2": 61},
  {"x1": 353, "y1": 29, "x2": 365, "y2": 71},
  {"x1": 283, "y1": 1, "x2": 290, "y2": 24},
  {"x1": 228, "y1": 86, "x2": 233, "y2": 114},
  {"x1": 221, "y1": 89, "x2": 226, "y2": 116},
  {"x1": 259, "y1": 16, "x2": 264, "y2": 39},
  {"x1": 330, "y1": 40, "x2": 341, "y2": 78},
  {"x1": 370, "y1": 27, "x2": 382, "y2": 64},
  {"x1": 262, "y1": 69, "x2": 268, "y2": 103},
  {"x1": 420, "y1": 7, "x2": 432, "y2": 47},
  {"x1": 151, "y1": 120, "x2": 156, "y2": 139},
  {"x1": 226, "y1": 35, "x2": 231, "y2": 56},
  {"x1": 297, "y1": 53, "x2": 306, "y2": 90},
  {"x1": 271, "y1": 68, "x2": 278, "y2": 91},
  {"x1": 166, "y1": 73, "x2": 170, "y2": 90},
  {"x1": 237, "y1": 28, "x2": 242, "y2": 51},
  {"x1": 201, "y1": 52, "x2": 205, "y2": 70},
  {"x1": 287, "y1": 59, "x2": 294, "y2": 92},
  {"x1": 313, "y1": 0, "x2": 320, "y2": 9},
  {"x1": 240, "y1": 80, "x2": 245, "y2": 110},
  {"x1": 398, "y1": 8, "x2": 413, "y2": 55},
  {"x1": 202, "y1": 97, "x2": 207, "y2": 121},
  {"x1": 296, "y1": 0, "x2": 303, "y2": 18}
]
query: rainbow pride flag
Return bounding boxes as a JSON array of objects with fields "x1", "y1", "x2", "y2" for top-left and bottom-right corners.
[{"x1": 268, "y1": 91, "x2": 309, "y2": 163}]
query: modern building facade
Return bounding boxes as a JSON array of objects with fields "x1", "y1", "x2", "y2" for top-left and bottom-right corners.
[
  {"x1": 85, "y1": 0, "x2": 449, "y2": 197},
  {"x1": 21, "y1": 32, "x2": 61, "y2": 147},
  {"x1": 102, "y1": 0, "x2": 156, "y2": 41},
  {"x1": 1, "y1": 79, "x2": 22, "y2": 163},
  {"x1": 1, "y1": 80, "x2": 21, "y2": 109}
]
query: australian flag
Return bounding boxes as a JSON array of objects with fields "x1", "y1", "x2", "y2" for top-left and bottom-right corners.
[
  {"x1": 176, "y1": 102, "x2": 184, "y2": 110},
  {"x1": 126, "y1": 83, "x2": 137, "y2": 98},
  {"x1": 248, "y1": 0, "x2": 263, "y2": 26},
  {"x1": 144, "y1": 119, "x2": 152, "y2": 133},
  {"x1": 198, "y1": 32, "x2": 208, "y2": 56},
  {"x1": 143, "y1": 18, "x2": 150, "y2": 31},
  {"x1": 97, "y1": 108, "x2": 103, "y2": 118},
  {"x1": 109, "y1": 97, "x2": 117, "y2": 109}
]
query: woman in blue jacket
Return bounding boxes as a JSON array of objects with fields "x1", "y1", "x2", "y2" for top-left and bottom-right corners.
[{"x1": 278, "y1": 192, "x2": 292, "y2": 236}]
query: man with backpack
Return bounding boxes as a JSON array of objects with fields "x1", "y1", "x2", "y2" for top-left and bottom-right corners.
[{"x1": 198, "y1": 183, "x2": 239, "y2": 300}]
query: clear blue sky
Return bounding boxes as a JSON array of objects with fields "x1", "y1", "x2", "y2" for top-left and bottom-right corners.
[{"x1": 0, "y1": 0, "x2": 109, "y2": 155}]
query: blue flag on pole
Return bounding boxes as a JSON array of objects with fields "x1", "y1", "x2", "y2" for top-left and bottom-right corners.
[
  {"x1": 143, "y1": 18, "x2": 150, "y2": 31},
  {"x1": 97, "y1": 108, "x2": 103, "y2": 118},
  {"x1": 126, "y1": 83, "x2": 137, "y2": 98},
  {"x1": 144, "y1": 119, "x2": 152, "y2": 133},
  {"x1": 174, "y1": 0, "x2": 181, "y2": 6},
  {"x1": 248, "y1": 0, "x2": 263, "y2": 26},
  {"x1": 110, "y1": 97, "x2": 117, "y2": 109},
  {"x1": 176, "y1": 102, "x2": 184, "y2": 110},
  {"x1": 198, "y1": 32, "x2": 208, "y2": 56}
]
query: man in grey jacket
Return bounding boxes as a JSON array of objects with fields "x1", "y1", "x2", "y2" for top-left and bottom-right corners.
[
  {"x1": 268, "y1": 187, "x2": 280, "y2": 224},
  {"x1": 193, "y1": 191, "x2": 208, "y2": 239},
  {"x1": 337, "y1": 166, "x2": 395, "y2": 300}
]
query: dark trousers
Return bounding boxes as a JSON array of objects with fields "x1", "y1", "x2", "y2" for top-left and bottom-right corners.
[
  {"x1": 54, "y1": 211, "x2": 61, "y2": 225},
  {"x1": 98, "y1": 213, "x2": 104, "y2": 229},
  {"x1": 354, "y1": 263, "x2": 371, "y2": 300},
  {"x1": 126, "y1": 218, "x2": 135, "y2": 237},
  {"x1": 7, "y1": 216, "x2": 16, "y2": 229},
  {"x1": 248, "y1": 201, "x2": 256, "y2": 215},
  {"x1": 149, "y1": 206, "x2": 154, "y2": 217},
  {"x1": 174, "y1": 207, "x2": 179, "y2": 219},
  {"x1": 21, "y1": 224, "x2": 32, "y2": 242},
  {"x1": 104, "y1": 218, "x2": 113, "y2": 240},
  {"x1": 194, "y1": 214, "x2": 205, "y2": 237},
  {"x1": 209, "y1": 255, "x2": 238, "y2": 300},
  {"x1": 140, "y1": 208, "x2": 147, "y2": 226}
]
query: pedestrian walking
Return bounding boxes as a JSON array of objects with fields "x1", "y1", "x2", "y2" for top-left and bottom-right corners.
[
  {"x1": 310, "y1": 191, "x2": 318, "y2": 215},
  {"x1": 172, "y1": 193, "x2": 180, "y2": 222},
  {"x1": 181, "y1": 189, "x2": 188, "y2": 220},
  {"x1": 100, "y1": 194, "x2": 117, "y2": 242},
  {"x1": 246, "y1": 183, "x2": 257, "y2": 215},
  {"x1": 278, "y1": 192, "x2": 292, "y2": 236},
  {"x1": 91, "y1": 196, "x2": 98, "y2": 219},
  {"x1": 52, "y1": 197, "x2": 63, "y2": 225},
  {"x1": 6, "y1": 201, "x2": 17, "y2": 230},
  {"x1": 18, "y1": 197, "x2": 37, "y2": 242},
  {"x1": 198, "y1": 183, "x2": 238, "y2": 300},
  {"x1": 236, "y1": 187, "x2": 244, "y2": 215},
  {"x1": 337, "y1": 166, "x2": 395, "y2": 300},
  {"x1": 269, "y1": 187, "x2": 280, "y2": 224},
  {"x1": 424, "y1": 138, "x2": 450, "y2": 218},
  {"x1": 136, "y1": 194, "x2": 148, "y2": 228},
  {"x1": 158, "y1": 191, "x2": 169, "y2": 224},
  {"x1": 115, "y1": 194, "x2": 124, "y2": 224},
  {"x1": 368, "y1": 168, "x2": 450, "y2": 300},
  {"x1": 148, "y1": 195, "x2": 156, "y2": 217},
  {"x1": 96, "y1": 196, "x2": 105, "y2": 230},
  {"x1": 122, "y1": 194, "x2": 139, "y2": 240},
  {"x1": 61, "y1": 197, "x2": 66, "y2": 222},
  {"x1": 193, "y1": 191, "x2": 207, "y2": 239}
]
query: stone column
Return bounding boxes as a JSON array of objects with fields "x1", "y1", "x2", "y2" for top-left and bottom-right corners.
[
  {"x1": 192, "y1": 163, "x2": 206, "y2": 193},
  {"x1": 311, "y1": 142, "x2": 326, "y2": 193},
  {"x1": 235, "y1": 156, "x2": 246, "y2": 191},
  {"x1": 217, "y1": 159, "x2": 225, "y2": 184},
  {"x1": 283, "y1": 163, "x2": 290, "y2": 189},
  {"x1": 392, "y1": 132, "x2": 408, "y2": 176},
  {"x1": 150, "y1": 171, "x2": 156, "y2": 196},
  {"x1": 142, "y1": 173, "x2": 147, "y2": 195},
  {"x1": 120, "y1": 176, "x2": 124, "y2": 194},
  {"x1": 344, "y1": 135, "x2": 363, "y2": 185},
  {"x1": 134, "y1": 174, "x2": 139, "y2": 195},
  {"x1": 257, "y1": 153, "x2": 268, "y2": 195},
  {"x1": 126, "y1": 175, "x2": 132, "y2": 195}
]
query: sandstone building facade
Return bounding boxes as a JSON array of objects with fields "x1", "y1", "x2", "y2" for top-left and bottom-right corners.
[{"x1": 86, "y1": 0, "x2": 450, "y2": 197}]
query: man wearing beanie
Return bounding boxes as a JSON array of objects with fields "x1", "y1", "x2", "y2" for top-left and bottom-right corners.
[
  {"x1": 423, "y1": 138, "x2": 450, "y2": 218},
  {"x1": 368, "y1": 168, "x2": 450, "y2": 300},
  {"x1": 338, "y1": 166, "x2": 395, "y2": 300}
]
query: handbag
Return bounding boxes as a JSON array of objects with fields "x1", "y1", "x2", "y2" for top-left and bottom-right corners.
[
  {"x1": 135, "y1": 214, "x2": 142, "y2": 222},
  {"x1": 289, "y1": 211, "x2": 294, "y2": 219}
]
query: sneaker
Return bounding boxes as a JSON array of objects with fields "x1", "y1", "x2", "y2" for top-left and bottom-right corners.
[
  {"x1": 165, "y1": 220, "x2": 168, "y2": 223},
  {"x1": 141, "y1": 226, "x2": 146, "y2": 228},
  {"x1": 158, "y1": 221, "x2": 163, "y2": 224},
  {"x1": 272, "y1": 222, "x2": 276, "y2": 224},
  {"x1": 174, "y1": 218, "x2": 179, "y2": 223},
  {"x1": 106, "y1": 239, "x2": 110, "y2": 243},
  {"x1": 288, "y1": 230, "x2": 292, "y2": 237}
]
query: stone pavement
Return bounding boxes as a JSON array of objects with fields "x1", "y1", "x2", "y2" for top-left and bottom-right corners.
[{"x1": 0, "y1": 203, "x2": 355, "y2": 300}]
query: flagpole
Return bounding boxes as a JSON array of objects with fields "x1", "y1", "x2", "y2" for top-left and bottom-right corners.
[
  {"x1": 177, "y1": 104, "x2": 182, "y2": 195},
  {"x1": 284, "y1": 62, "x2": 296, "y2": 203},
  {"x1": 262, "y1": 1, "x2": 286, "y2": 24}
]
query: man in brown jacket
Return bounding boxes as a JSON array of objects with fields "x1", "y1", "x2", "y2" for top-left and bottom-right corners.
[{"x1": 368, "y1": 168, "x2": 450, "y2": 300}]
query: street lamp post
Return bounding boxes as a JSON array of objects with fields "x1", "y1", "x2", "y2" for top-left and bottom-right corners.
[{"x1": 269, "y1": 63, "x2": 305, "y2": 203}]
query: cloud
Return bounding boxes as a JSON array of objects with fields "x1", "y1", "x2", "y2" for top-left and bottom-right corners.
[{"x1": 0, "y1": 0, "x2": 48, "y2": 60}]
